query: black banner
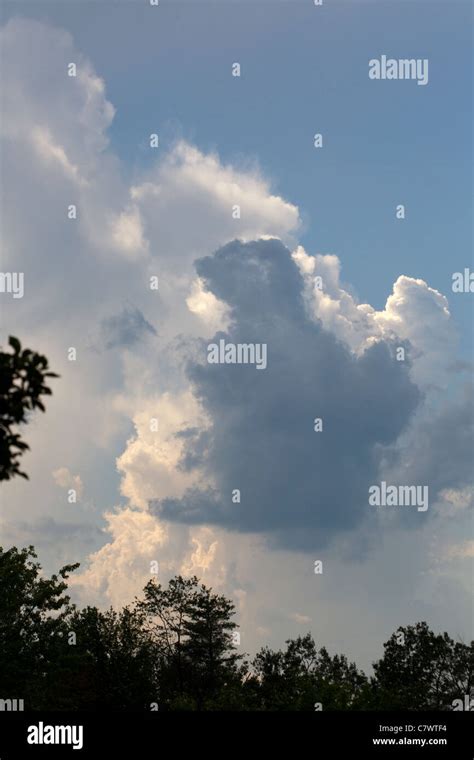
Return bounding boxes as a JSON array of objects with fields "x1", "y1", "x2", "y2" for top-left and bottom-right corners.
[{"x1": 0, "y1": 711, "x2": 472, "y2": 758}]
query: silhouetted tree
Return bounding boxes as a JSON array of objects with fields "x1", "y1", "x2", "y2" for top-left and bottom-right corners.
[
  {"x1": 0, "y1": 545, "x2": 78, "y2": 709},
  {"x1": 372, "y1": 622, "x2": 474, "y2": 710},
  {"x1": 182, "y1": 582, "x2": 242, "y2": 708},
  {"x1": 138, "y1": 576, "x2": 199, "y2": 706},
  {"x1": 1, "y1": 548, "x2": 471, "y2": 711},
  {"x1": 54, "y1": 605, "x2": 160, "y2": 711},
  {"x1": 138, "y1": 575, "x2": 241, "y2": 709},
  {"x1": 0, "y1": 336, "x2": 58, "y2": 480},
  {"x1": 250, "y1": 633, "x2": 369, "y2": 710}
]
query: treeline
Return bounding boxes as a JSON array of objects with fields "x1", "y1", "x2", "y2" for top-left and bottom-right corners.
[{"x1": 0, "y1": 545, "x2": 472, "y2": 711}]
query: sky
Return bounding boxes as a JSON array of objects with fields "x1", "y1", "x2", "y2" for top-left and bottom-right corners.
[{"x1": 0, "y1": 0, "x2": 472, "y2": 672}]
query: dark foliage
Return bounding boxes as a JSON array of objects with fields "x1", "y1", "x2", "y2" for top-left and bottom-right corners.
[
  {"x1": 0, "y1": 545, "x2": 472, "y2": 711},
  {"x1": 0, "y1": 336, "x2": 58, "y2": 481}
]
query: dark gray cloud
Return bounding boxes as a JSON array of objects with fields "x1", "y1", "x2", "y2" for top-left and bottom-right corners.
[
  {"x1": 151, "y1": 239, "x2": 422, "y2": 550},
  {"x1": 99, "y1": 306, "x2": 156, "y2": 350}
]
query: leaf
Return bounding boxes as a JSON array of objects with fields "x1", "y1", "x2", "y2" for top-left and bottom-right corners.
[{"x1": 8, "y1": 336, "x2": 21, "y2": 353}]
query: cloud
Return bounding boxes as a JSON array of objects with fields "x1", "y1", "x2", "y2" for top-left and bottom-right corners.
[
  {"x1": 130, "y1": 141, "x2": 300, "y2": 273},
  {"x1": 115, "y1": 390, "x2": 211, "y2": 511},
  {"x1": 151, "y1": 238, "x2": 422, "y2": 551},
  {"x1": 0, "y1": 17, "x2": 299, "y2": 532},
  {"x1": 0, "y1": 515, "x2": 102, "y2": 575},
  {"x1": 0, "y1": 515, "x2": 98, "y2": 546},
  {"x1": 52, "y1": 467, "x2": 84, "y2": 499},
  {"x1": 380, "y1": 385, "x2": 474, "y2": 493},
  {"x1": 69, "y1": 508, "x2": 169, "y2": 608},
  {"x1": 0, "y1": 18, "x2": 115, "y2": 155},
  {"x1": 290, "y1": 612, "x2": 312, "y2": 625},
  {"x1": 98, "y1": 306, "x2": 157, "y2": 350},
  {"x1": 437, "y1": 486, "x2": 474, "y2": 517},
  {"x1": 110, "y1": 206, "x2": 149, "y2": 259},
  {"x1": 293, "y1": 247, "x2": 457, "y2": 389},
  {"x1": 186, "y1": 277, "x2": 231, "y2": 333},
  {"x1": 32, "y1": 126, "x2": 87, "y2": 188},
  {"x1": 180, "y1": 527, "x2": 220, "y2": 577},
  {"x1": 443, "y1": 541, "x2": 474, "y2": 560}
]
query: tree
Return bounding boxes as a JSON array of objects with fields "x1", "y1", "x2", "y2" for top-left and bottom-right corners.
[
  {"x1": 2, "y1": 540, "x2": 471, "y2": 712},
  {"x1": 0, "y1": 545, "x2": 78, "y2": 709},
  {"x1": 372, "y1": 622, "x2": 474, "y2": 710},
  {"x1": 138, "y1": 575, "x2": 200, "y2": 705},
  {"x1": 55, "y1": 605, "x2": 160, "y2": 710},
  {"x1": 183, "y1": 582, "x2": 242, "y2": 708},
  {"x1": 251, "y1": 633, "x2": 369, "y2": 710},
  {"x1": 138, "y1": 575, "x2": 242, "y2": 709},
  {"x1": 0, "y1": 545, "x2": 162, "y2": 711},
  {"x1": 0, "y1": 336, "x2": 58, "y2": 480}
]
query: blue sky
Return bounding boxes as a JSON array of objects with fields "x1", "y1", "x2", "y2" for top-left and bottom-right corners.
[{"x1": 1, "y1": 0, "x2": 472, "y2": 667}]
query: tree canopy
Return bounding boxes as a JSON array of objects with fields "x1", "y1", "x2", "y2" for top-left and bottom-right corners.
[{"x1": 0, "y1": 544, "x2": 472, "y2": 711}]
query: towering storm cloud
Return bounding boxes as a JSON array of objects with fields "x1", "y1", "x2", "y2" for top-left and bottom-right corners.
[
  {"x1": 152, "y1": 239, "x2": 421, "y2": 550},
  {"x1": 1, "y1": 7, "x2": 471, "y2": 672}
]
